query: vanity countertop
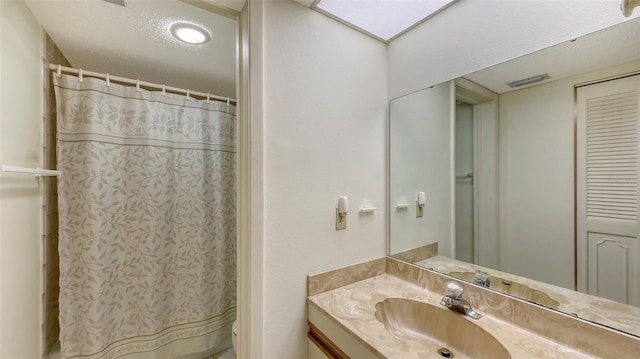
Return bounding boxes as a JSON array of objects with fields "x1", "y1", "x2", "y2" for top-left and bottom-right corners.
[
  {"x1": 417, "y1": 256, "x2": 640, "y2": 337},
  {"x1": 308, "y1": 273, "x2": 595, "y2": 359}
]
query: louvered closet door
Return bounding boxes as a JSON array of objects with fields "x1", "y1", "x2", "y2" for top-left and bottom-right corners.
[{"x1": 577, "y1": 74, "x2": 640, "y2": 306}]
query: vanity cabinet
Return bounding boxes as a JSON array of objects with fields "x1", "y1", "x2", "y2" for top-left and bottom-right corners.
[
  {"x1": 307, "y1": 337, "x2": 331, "y2": 359},
  {"x1": 307, "y1": 304, "x2": 377, "y2": 359}
]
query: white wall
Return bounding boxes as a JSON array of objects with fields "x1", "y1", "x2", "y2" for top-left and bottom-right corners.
[
  {"x1": 260, "y1": 2, "x2": 388, "y2": 358},
  {"x1": 498, "y1": 60, "x2": 640, "y2": 289},
  {"x1": 388, "y1": 0, "x2": 640, "y2": 99},
  {"x1": 498, "y1": 78, "x2": 575, "y2": 289},
  {"x1": 389, "y1": 82, "x2": 453, "y2": 257},
  {"x1": 0, "y1": 1, "x2": 44, "y2": 357}
]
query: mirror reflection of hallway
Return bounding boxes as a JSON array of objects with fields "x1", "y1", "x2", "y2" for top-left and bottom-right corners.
[
  {"x1": 455, "y1": 101, "x2": 475, "y2": 263},
  {"x1": 452, "y1": 80, "x2": 499, "y2": 269}
]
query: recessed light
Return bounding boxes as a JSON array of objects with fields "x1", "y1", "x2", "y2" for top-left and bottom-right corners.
[{"x1": 170, "y1": 22, "x2": 211, "y2": 45}]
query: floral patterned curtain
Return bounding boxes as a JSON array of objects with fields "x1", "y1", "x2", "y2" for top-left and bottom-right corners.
[{"x1": 54, "y1": 74, "x2": 236, "y2": 359}]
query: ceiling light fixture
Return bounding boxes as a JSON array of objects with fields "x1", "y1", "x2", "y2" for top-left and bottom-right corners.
[
  {"x1": 506, "y1": 73, "x2": 551, "y2": 88},
  {"x1": 311, "y1": 0, "x2": 457, "y2": 43},
  {"x1": 170, "y1": 22, "x2": 211, "y2": 45}
]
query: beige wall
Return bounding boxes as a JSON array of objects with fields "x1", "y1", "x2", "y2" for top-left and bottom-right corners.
[
  {"x1": 0, "y1": 0, "x2": 44, "y2": 357},
  {"x1": 259, "y1": 1, "x2": 388, "y2": 357}
]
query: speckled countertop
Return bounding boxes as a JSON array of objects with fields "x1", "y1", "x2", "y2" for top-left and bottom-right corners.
[{"x1": 308, "y1": 273, "x2": 595, "y2": 359}]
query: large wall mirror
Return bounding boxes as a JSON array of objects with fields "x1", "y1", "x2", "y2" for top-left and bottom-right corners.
[{"x1": 389, "y1": 18, "x2": 640, "y2": 337}]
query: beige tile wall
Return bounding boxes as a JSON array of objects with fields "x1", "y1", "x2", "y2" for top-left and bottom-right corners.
[{"x1": 41, "y1": 32, "x2": 70, "y2": 356}]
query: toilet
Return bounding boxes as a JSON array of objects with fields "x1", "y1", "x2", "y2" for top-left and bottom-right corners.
[{"x1": 231, "y1": 320, "x2": 238, "y2": 354}]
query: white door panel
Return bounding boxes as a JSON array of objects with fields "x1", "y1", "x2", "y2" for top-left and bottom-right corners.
[
  {"x1": 587, "y1": 233, "x2": 638, "y2": 304},
  {"x1": 577, "y1": 75, "x2": 640, "y2": 305}
]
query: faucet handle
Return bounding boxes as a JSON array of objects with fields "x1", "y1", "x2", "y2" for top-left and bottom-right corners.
[{"x1": 445, "y1": 281, "x2": 463, "y2": 299}]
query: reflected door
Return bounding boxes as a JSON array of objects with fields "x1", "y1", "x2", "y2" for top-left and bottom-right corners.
[{"x1": 576, "y1": 74, "x2": 640, "y2": 305}]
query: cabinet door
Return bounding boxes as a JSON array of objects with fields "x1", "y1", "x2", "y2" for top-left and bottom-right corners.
[
  {"x1": 577, "y1": 74, "x2": 640, "y2": 305},
  {"x1": 307, "y1": 337, "x2": 331, "y2": 359}
]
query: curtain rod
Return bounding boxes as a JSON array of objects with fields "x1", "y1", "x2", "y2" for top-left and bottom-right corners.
[{"x1": 48, "y1": 64, "x2": 236, "y2": 105}]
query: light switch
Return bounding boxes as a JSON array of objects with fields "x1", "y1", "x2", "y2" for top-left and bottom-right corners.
[
  {"x1": 416, "y1": 191, "x2": 425, "y2": 218},
  {"x1": 336, "y1": 196, "x2": 348, "y2": 230}
]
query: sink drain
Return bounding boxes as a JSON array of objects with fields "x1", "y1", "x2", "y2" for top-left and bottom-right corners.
[{"x1": 438, "y1": 348, "x2": 453, "y2": 358}]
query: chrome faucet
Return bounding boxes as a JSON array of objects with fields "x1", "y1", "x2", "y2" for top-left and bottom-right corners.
[
  {"x1": 474, "y1": 270, "x2": 491, "y2": 288},
  {"x1": 440, "y1": 281, "x2": 482, "y2": 319}
]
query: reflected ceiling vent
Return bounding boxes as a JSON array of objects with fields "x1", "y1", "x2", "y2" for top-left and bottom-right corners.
[
  {"x1": 103, "y1": 0, "x2": 126, "y2": 7},
  {"x1": 506, "y1": 73, "x2": 551, "y2": 88}
]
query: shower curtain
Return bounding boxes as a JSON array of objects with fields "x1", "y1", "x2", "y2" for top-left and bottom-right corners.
[{"x1": 54, "y1": 73, "x2": 236, "y2": 359}]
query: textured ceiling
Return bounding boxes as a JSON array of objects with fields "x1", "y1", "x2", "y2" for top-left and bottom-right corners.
[
  {"x1": 26, "y1": 0, "x2": 639, "y2": 98},
  {"x1": 25, "y1": 0, "x2": 240, "y2": 98}
]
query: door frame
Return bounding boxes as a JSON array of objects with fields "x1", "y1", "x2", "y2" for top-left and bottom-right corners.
[
  {"x1": 453, "y1": 78, "x2": 500, "y2": 268},
  {"x1": 189, "y1": 1, "x2": 266, "y2": 356}
]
